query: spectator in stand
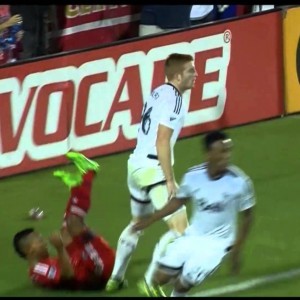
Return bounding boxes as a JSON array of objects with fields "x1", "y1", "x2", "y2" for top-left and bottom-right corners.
[
  {"x1": 45, "y1": 5, "x2": 59, "y2": 54},
  {"x1": 10, "y1": 5, "x2": 49, "y2": 60},
  {"x1": 139, "y1": 5, "x2": 192, "y2": 37},
  {"x1": 216, "y1": 5, "x2": 256, "y2": 20},
  {"x1": 252, "y1": 5, "x2": 275, "y2": 12},
  {"x1": 0, "y1": 5, "x2": 23, "y2": 65},
  {"x1": 190, "y1": 5, "x2": 217, "y2": 26},
  {"x1": 217, "y1": 5, "x2": 237, "y2": 20}
]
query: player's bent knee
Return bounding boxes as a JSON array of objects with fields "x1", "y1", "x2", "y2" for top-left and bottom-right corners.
[
  {"x1": 154, "y1": 268, "x2": 175, "y2": 286},
  {"x1": 164, "y1": 206, "x2": 188, "y2": 233},
  {"x1": 181, "y1": 265, "x2": 218, "y2": 287},
  {"x1": 118, "y1": 221, "x2": 144, "y2": 250},
  {"x1": 178, "y1": 273, "x2": 199, "y2": 289},
  {"x1": 174, "y1": 276, "x2": 194, "y2": 292}
]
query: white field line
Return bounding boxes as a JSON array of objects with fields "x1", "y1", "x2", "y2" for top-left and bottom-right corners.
[{"x1": 191, "y1": 268, "x2": 300, "y2": 297}]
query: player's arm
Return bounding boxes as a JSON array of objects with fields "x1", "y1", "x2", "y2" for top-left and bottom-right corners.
[
  {"x1": 235, "y1": 177, "x2": 256, "y2": 248},
  {"x1": 30, "y1": 261, "x2": 61, "y2": 288},
  {"x1": 156, "y1": 97, "x2": 182, "y2": 198},
  {"x1": 0, "y1": 14, "x2": 22, "y2": 31},
  {"x1": 49, "y1": 232, "x2": 74, "y2": 279},
  {"x1": 133, "y1": 172, "x2": 191, "y2": 232},
  {"x1": 66, "y1": 214, "x2": 86, "y2": 238},
  {"x1": 230, "y1": 207, "x2": 254, "y2": 275},
  {"x1": 234, "y1": 207, "x2": 254, "y2": 250},
  {"x1": 156, "y1": 124, "x2": 174, "y2": 183},
  {"x1": 231, "y1": 177, "x2": 256, "y2": 275},
  {"x1": 132, "y1": 197, "x2": 189, "y2": 232}
]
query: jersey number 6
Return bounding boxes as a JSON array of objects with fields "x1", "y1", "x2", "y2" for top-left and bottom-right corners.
[{"x1": 141, "y1": 103, "x2": 153, "y2": 135}]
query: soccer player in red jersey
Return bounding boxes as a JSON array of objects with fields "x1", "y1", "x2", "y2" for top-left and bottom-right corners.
[{"x1": 13, "y1": 152, "x2": 115, "y2": 290}]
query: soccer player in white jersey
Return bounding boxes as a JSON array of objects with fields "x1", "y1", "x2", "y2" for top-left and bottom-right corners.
[
  {"x1": 133, "y1": 130, "x2": 255, "y2": 297},
  {"x1": 105, "y1": 53, "x2": 198, "y2": 292}
]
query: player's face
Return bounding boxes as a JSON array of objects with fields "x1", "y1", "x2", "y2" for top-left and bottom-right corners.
[
  {"x1": 208, "y1": 139, "x2": 233, "y2": 173},
  {"x1": 27, "y1": 232, "x2": 49, "y2": 259},
  {"x1": 179, "y1": 61, "x2": 198, "y2": 91}
]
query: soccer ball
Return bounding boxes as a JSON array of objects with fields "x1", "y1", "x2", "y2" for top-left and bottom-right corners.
[{"x1": 28, "y1": 207, "x2": 44, "y2": 220}]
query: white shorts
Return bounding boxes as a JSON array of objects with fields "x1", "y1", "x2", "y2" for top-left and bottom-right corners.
[
  {"x1": 127, "y1": 160, "x2": 166, "y2": 218},
  {"x1": 157, "y1": 235, "x2": 232, "y2": 287}
]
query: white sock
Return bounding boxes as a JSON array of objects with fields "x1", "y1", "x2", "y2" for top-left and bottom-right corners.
[
  {"x1": 145, "y1": 230, "x2": 180, "y2": 284},
  {"x1": 111, "y1": 223, "x2": 141, "y2": 280},
  {"x1": 171, "y1": 290, "x2": 187, "y2": 297},
  {"x1": 144, "y1": 243, "x2": 159, "y2": 285}
]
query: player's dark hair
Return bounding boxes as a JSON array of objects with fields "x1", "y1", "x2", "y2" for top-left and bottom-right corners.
[
  {"x1": 165, "y1": 53, "x2": 194, "y2": 81},
  {"x1": 13, "y1": 228, "x2": 34, "y2": 259},
  {"x1": 203, "y1": 130, "x2": 229, "y2": 151}
]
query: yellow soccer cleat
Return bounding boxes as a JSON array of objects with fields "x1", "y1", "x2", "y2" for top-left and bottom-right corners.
[
  {"x1": 105, "y1": 277, "x2": 128, "y2": 293},
  {"x1": 53, "y1": 170, "x2": 82, "y2": 188},
  {"x1": 137, "y1": 278, "x2": 166, "y2": 297},
  {"x1": 66, "y1": 151, "x2": 100, "y2": 174}
]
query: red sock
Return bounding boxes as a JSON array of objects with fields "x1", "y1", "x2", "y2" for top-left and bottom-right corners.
[{"x1": 61, "y1": 171, "x2": 95, "y2": 227}]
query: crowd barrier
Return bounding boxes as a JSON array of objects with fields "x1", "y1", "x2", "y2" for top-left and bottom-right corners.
[{"x1": 0, "y1": 8, "x2": 296, "y2": 178}]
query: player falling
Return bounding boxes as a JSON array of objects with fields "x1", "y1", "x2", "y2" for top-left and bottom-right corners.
[{"x1": 13, "y1": 152, "x2": 115, "y2": 290}]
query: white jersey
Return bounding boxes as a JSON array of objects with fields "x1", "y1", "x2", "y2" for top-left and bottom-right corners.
[
  {"x1": 177, "y1": 163, "x2": 256, "y2": 245},
  {"x1": 129, "y1": 83, "x2": 187, "y2": 167}
]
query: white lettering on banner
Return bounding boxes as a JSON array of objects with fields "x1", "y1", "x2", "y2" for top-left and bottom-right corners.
[
  {"x1": 46, "y1": 92, "x2": 63, "y2": 135},
  {"x1": 186, "y1": 31, "x2": 231, "y2": 126},
  {"x1": 0, "y1": 67, "x2": 76, "y2": 167},
  {"x1": 106, "y1": 51, "x2": 145, "y2": 141},
  {"x1": 29, "y1": 67, "x2": 73, "y2": 160},
  {"x1": 69, "y1": 57, "x2": 117, "y2": 150},
  {"x1": 0, "y1": 30, "x2": 231, "y2": 169}
]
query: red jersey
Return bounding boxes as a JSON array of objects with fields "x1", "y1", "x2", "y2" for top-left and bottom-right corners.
[
  {"x1": 67, "y1": 231, "x2": 115, "y2": 288},
  {"x1": 29, "y1": 232, "x2": 115, "y2": 289}
]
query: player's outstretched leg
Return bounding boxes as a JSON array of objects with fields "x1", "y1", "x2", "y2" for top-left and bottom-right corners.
[{"x1": 105, "y1": 223, "x2": 137, "y2": 292}]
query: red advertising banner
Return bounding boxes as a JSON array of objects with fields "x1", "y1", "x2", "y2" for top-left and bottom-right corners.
[
  {"x1": 50, "y1": 5, "x2": 141, "y2": 52},
  {"x1": 0, "y1": 11, "x2": 283, "y2": 178}
]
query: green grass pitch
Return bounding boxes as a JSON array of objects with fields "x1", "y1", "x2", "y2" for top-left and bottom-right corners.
[{"x1": 1, "y1": 115, "x2": 300, "y2": 296}]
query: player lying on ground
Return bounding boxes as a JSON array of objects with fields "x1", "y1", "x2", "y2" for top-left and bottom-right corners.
[
  {"x1": 13, "y1": 152, "x2": 115, "y2": 290},
  {"x1": 133, "y1": 131, "x2": 256, "y2": 297}
]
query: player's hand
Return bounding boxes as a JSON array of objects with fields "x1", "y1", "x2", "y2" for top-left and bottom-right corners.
[
  {"x1": 132, "y1": 218, "x2": 154, "y2": 232},
  {"x1": 7, "y1": 14, "x2": 22, "y2": 27},
  {"x1": 49, "y1": 232, "x2": 64, "y2": 250},
  {"x1": 230, "y1": 246, "x2": 242, "y2": 276},
  {"x1": 166, "y1": 180, "x2": 178, "y2": 200}
]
